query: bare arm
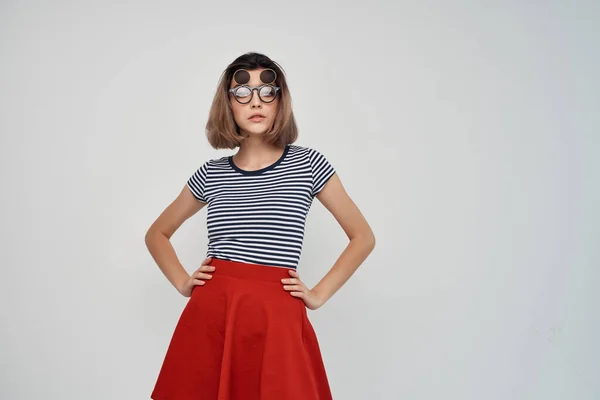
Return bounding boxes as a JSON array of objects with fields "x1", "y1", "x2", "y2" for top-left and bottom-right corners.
[
  {"x1": 144, "y1": 185, "x2": 207, "y2": 293},
  {"x1": 311, "y1": 172, "x2": 376, "y2": 304}
]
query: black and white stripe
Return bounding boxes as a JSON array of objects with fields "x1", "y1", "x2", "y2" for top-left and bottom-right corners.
[{"x1": 186, "y1": 144, "x2": 335, "y2": 269}]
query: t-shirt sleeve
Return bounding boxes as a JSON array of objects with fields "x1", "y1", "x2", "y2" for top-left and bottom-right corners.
[
  {"x1": 186, "y1": 161, "x2": 210, "y2": 203},
  {"x1": 309, "y1": 148, "x2": 336, "y2": 197}
]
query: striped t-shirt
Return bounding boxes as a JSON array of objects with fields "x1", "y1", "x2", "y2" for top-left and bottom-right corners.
[{"x1": 186, "y1": 144, "x2": 336, "y2": 270}]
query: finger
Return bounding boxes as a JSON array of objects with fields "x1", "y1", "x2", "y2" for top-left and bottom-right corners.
[
  {"x1": 198, "y1": 266, "x2": 216, "y2": 273},
  {"x1": 192, "y1": 278, "x2": 207, "y2": 286},
  {"x1": 281, "y1": 278, "x2": 299, "y2": 284},
  {"x1": 283, "y1": 285, "x2": 304, "y2": 292},
  {"x1": 194, "y1": 272, "x2": 213, "y2": 280},
  {"x1": 202, "y1": 257, "x2": 213, "y2": 265},
  {"x1": 288, "y1": 269, "x2": 299, "y2": 278}
]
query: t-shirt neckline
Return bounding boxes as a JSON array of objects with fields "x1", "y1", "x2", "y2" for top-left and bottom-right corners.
[{"x1": 228, "y1": 145, "x2": 290, "y2": 176}]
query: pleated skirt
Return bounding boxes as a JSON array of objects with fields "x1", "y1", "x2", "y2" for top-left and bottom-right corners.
[{"x1": 150, "y1": 257, "x2": 333, "y2": 400}]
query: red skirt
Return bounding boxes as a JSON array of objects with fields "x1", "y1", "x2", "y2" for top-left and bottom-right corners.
[{"x1": 150, "y1": 257, "x2": 333, "y2": 400}]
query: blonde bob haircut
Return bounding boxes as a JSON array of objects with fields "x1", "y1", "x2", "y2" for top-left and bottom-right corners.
[{"x1": 206, "y1": 52, "x2": 299, "y2": 149}]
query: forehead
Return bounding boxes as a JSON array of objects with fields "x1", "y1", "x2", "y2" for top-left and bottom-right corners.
[{"x1": 230, "y1": 68, "x2": 276, "y2": 87}]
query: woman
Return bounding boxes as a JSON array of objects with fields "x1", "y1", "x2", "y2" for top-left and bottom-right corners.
[{"x1": 146, "y1": 52, "x2": 376, "y2": 400}]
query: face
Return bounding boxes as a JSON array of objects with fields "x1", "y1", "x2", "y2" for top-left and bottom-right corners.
[{"x1": 228, "y1": 68, "x2": 280, "y2": 137}]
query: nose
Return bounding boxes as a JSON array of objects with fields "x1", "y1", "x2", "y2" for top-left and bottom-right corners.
[{"x1": 250, "y1": 88, "x2": 262, "y2": 108}]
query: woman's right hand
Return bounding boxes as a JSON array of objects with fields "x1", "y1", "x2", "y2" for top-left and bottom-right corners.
[{"x1": 179, "y1": 257, "x2": 216, "y2": 298}]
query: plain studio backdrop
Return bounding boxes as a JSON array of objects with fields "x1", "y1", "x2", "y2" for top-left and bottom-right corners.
[{"x1": 1, "y1": 1, "x2": 598, "y2": 399}]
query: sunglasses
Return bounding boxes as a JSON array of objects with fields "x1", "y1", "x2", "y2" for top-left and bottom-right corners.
[
  {"x1": 228, "y1": 84, "x2": 281, "y2": 104},
  {"x1": 228, "y1": 68, "x2": 281, "y2": 104}
]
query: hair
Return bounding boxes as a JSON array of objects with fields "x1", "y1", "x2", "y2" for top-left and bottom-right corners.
[{"x1": 205, "y1": 52, "x2": 298, "y2": 149}]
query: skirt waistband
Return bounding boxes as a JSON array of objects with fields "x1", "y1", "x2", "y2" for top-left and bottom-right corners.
[{"x1": 208, "y1": 257, "x2": 294, "y2": 283}]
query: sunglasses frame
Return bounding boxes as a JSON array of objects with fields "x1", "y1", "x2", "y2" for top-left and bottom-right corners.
[{"x1": 228, "y1": 84, "x2": 281, "y2": 104}]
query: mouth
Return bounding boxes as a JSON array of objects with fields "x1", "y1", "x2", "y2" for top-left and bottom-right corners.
[{"x1": 248, "y1": 115, "x2": 266, "y2": 122}]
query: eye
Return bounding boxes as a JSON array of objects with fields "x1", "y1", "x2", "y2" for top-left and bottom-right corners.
[
  {"x1": 259, "y1": 85, "x2": 275, "y2": 98},
  {"x1": 234, "y1": 86, "x2": 251, "y2": 98}
]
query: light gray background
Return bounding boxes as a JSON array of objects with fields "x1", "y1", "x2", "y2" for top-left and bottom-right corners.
[{"x1": 1, "y1": 1, "x2": 598, "y2": 399}]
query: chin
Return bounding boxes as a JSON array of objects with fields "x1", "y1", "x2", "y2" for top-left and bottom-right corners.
[{"x1": 242, "y1": 125, "x2": 270, "y2": 136}]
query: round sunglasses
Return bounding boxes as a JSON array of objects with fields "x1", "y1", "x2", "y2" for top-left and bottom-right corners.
[{"x1": 228, "y1": 84, "x2": 281, "y2": 104}]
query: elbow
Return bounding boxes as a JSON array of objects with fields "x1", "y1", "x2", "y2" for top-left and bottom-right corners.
[
  {"x1": 144, "y1": 229, "x2": 154, "y2": 248},
  {"x1": 363, "y1": 225, "x2": 376, "y2": 252},
  {"x1": 351, "y1": 229, "x2": 376, "y2": 251},
  {"x1": 145, "y1": 227, "x2": 164, "y2": 248},
  {"x1": 367, "y1": 231, "x2": 376, "y2": 251}
]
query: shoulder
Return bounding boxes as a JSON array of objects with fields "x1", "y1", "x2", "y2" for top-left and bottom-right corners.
[
  {"x1": 288, "y1": 144, "x2": 335, "y2": 175},
  {"x1": 287, "y1": 144, "x2": 327, "y2": 160},
  {"x1": 193, "y1": 156, "x2": 229, "y2": 172}
]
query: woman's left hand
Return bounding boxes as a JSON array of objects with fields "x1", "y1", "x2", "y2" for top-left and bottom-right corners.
[{"x1": 281, "y1": 269, "x2": 325, "y2": 310}]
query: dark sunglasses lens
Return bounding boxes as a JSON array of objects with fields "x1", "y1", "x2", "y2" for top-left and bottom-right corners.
[
  {"x1": 233, "y1": 69, "x2": 250, "y2": 84},
  {"x1": 260, "y1": 69, "x2": 276, "y2": 84}
]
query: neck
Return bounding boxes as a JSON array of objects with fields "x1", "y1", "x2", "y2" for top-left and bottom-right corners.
[{"x1": 233, "y1": 138, "x2": 285, "y2": 169}]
